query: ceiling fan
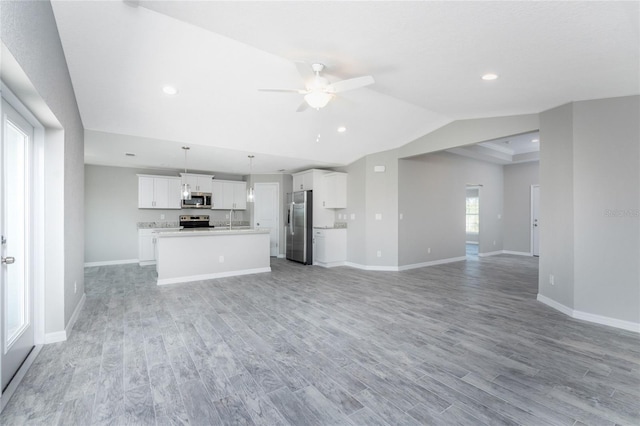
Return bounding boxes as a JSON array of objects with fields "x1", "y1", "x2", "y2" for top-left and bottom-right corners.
[{"x1": 259, "y1": 62, "x2": 375, "y2": 112}]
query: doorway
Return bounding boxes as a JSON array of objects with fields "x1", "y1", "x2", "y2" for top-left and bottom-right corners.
[
  {"x1": 531, "y1": 185, "x2": 540, "y2": 256},
  {"x1": 254, "y1": 183, "x2": 280, "y2": 257},
  {"x1": 466, "y1": 185, "x2": 481, "y2": 257},
  {"x1": 1, "y1": 98, "x2": 35, "y2": 394}
]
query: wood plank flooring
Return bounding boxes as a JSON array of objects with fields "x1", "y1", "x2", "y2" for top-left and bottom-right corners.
[{"x1": 1, "y1": 255, "x2": 638, "y2": 425}]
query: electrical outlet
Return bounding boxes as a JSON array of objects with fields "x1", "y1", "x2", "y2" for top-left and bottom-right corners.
[
  {"x1": 377, "y1": 250, "x2": 382, "y2": 257},
  {"x1": 225, "y1": 214, "x2": 229, "y2": 219},
  {"x1": 160, "y1": 214, "x2": 165, "y2": 220},
  {"x1": 549, "y1": 274, "x2": 555, "y2": 285},
  {"x1": 427, "y1": 247, "x2": 431, "y2": 254},
  {"x1": 399, "y1": 213, "x2": 403, "y2": 220},
  {"x1": 375, "y1": 213, "x2": 382, "y2": 220},
  {"x1": 74, "y1": 281, "x2": 77, "y2": 293},
  {"x1": 493, "y1": 240, "x2": 496, "y2": 246},
  {"x1": 350, "y1": 213, "x2": 356, "y2": 220},
  {"x1": 219, "y1": 256, "x2": 224, "y2": 263}
]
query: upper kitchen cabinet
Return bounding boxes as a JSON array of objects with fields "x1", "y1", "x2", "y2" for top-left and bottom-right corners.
[
  {"x1": 138, "y1": 175, "x2": 181, "y2": 209},
  {"x1": 211, "y1": 180, "x2": 247, "y2": 210},
  {"x1": 292, "y1": 170, "x2": 314, "y2": 191},
  {"x1": 321, "y1": 172, "x2": 347, "y2": 209},
  {"x1": 180, "y1": 173, "x2": 214, "y2": 193}
]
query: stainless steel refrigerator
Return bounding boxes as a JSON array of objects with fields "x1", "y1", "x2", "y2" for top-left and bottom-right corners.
[{"x1": 286, "y1": 190, "x2": 313, "y2": 264}]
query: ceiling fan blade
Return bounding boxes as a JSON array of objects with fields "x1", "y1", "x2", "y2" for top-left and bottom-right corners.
[
  {"x1": 327, "y1": 75, "x2": 375, "y2": 93},
  {"x1": 296, "y1": 101, "x2": 309, "y2": 112},
  {"x1": 258, "y1": 88, "x2": 306, "y2": 93},
  {"x1": 294, "y1": 61, "x2": 314, "y2": 83}
]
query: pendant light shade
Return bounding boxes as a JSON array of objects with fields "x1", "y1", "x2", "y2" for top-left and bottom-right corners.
[
  {"x1": 181, "y1": 146, "x2": 191, "y2": 200},
  {"x1": 247, "y1": 155, "x2": 255, "y2": 203}
]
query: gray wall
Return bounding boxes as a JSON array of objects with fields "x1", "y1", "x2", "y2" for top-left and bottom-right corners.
[
  {"x1": 539, "y1": 95, "x2": 640, "y2": 325},
  {"x1": 1, "y1": 1, "x2": 85, "y2": 333},
  {"x1": 338, "y1": 157, "x2": 367, "y2": 265},
  {"x1": 398, "y1": 152, "x2": 504, "y2": 266},
  {"x1": 503, "y1": 162, "x2": 539, "y2": 253},
  {"x1": 572, "y1": 96, "x2": 639, "y2": 323},
  {"x1": 539, "y1": 103, "x2": 575, "y2": 309},
  {"x1": 85, "y1": 164, "x2": 247, "y2": 263}
]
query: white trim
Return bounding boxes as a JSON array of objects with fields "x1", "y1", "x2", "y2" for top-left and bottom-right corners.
[
  {"x1": 44, "y1": 331, "x2": 66, "y2": 344},
  {"x1": 64, "y1": 293, "x2": 85, "y2": 338},
  {"x1": 502, "y1": 250, "x2": 532, "y2": 256},
  {"x1": 157, "y1": 267, "x2": 271, "y2": 286},
  {"x1": 138, "y1": 260, "x2": 156, "y2": 266},
  {"x1": 478, "y1": 250, "x2": 503, "y2": 257},
  {"x1": 315, "y1": 260, "x2": 346, "y2": 268},
  {"x1": 277, "y1": 254, "x2": 285, "y2": 259},
  {"x1": 465, "y1": 241, "x2": 479, "y2": 245},
  {"x1": 537, "y1": 294, "x2": 640, "y2": 333},
  {"x1": 398, "y1": 256, "x2": 467, "y2": 271},
  {"x1": 344, "y1": 262, "x2": 398, "y2": 271},
  {"x1": 0, "y1": 344, "x2": 42, "y2": 412},
  {"x1": 84, "y1": 259, "x2": 138, "y2": 267}
]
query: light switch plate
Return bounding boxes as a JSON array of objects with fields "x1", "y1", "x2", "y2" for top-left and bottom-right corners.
[
  {"x1": 375, "y1": 213, "x2": 382, "y2": 220},
  {"x1": 350, "y1": 213, "x2": 356, "y2": 220}
]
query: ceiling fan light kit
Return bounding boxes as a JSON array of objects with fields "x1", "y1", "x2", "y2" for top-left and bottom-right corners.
[
  {"x1": 260, "y1": 61, "x2": 375, "y2": 112},
  {"x1": 304, "y1": 91, "x2": 333, "y2": 109}
]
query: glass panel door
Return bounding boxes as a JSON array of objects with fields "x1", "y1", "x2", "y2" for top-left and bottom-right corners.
[{"x1": 1, "y1": 98, "x2": 34, "y2": 391}]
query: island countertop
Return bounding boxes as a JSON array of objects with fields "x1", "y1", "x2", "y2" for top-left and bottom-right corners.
[{"x1": 155, "y1": 227, "x2": 270, "y2": 237}]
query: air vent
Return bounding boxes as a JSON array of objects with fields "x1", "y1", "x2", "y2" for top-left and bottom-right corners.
[{"x1": 125, "y1": 152, "x2": 136, "y2": 157}]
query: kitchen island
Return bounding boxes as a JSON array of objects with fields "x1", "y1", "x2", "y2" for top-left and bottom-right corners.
[{"x1": 154, "y1": 228, "x2": 271, "y2": 285}]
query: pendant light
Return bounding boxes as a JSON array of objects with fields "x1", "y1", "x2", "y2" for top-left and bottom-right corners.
[
  {"x1": 181, "y1": 146, "x2": 191, "y2": 200},
  {"x1": 247, "y1": 155, "x2": 255, "y2": 203}
]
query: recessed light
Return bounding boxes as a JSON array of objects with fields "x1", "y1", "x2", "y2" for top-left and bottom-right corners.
[
  {"x1": 162, "y1": 85, "x2": 178, "y2": 95},
  {"x1": 337, "y1": 126, "x2": 347, "y2": 133},
  {"x1": 531, "y1": 138, "x2": 540, "y2": 143},
  {"x1": 481, "y1": 73, "x2": 498, "y2": 81},
  {"x1": 125, "y1": 152, "x2": 136, "y2": 157}
]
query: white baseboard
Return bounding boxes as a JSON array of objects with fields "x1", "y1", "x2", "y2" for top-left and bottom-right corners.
[
  {"x1": 537, "y1": 294, "x2": 640, "y2": 333},
  {"x1": 398, "y1": 256, "x2": 467, "y2": 271},
  {"x1": 478, "y1": 250, "x2": 503, "y2": 257},
  {"x1": 65, "y1": 293, "x2": 86, "y2": 337},
  {"x1": 157, "y1": 267, "x2": 271, "y2": 286},
  {"x1": 138, "y1": 260, "x2": 156, "y2": 266},
  {"x1": 502, "y1": 250, "x2": 532, "y2": 256},
  {"x1": 315, "y1": 260, "x2": 346, "y2": 268},
  {"x1": 44, "y1": 330, "x2": 67, "y2": 344},
  {"x1": 344, "y1": 262, "x2": 398, "y2": 271},
  {"x1": 43, "y1": 293, "x2": 86, "y2": 343},
  {"x1": 84, "y1": 259, "x2": 138, "y2": 267},
  {"x1": 277, "y1": 254, "x2": 285, "y2": 259},
  {"x1": 465, "y1": 241, "x2": 479, "y2": 245}
]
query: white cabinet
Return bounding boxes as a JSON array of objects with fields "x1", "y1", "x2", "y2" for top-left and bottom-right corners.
[
  {"x1": 292, "y1": 169, "x2": 348, "y2": 228},
  {"x1": 321, "y1": 172, "x2": 347, "y2": 208},
  {"x1": 211, "y1": 180, "x2": 247, "y2": 210},
  {"x1": 138, "y1": 175, "x2": 181, "y2": 209},
  {"x1": 180, "y1": 173, "x2": 213, "y2": 193},
  {"x1": 139, "y1": 228, "x2": 179, "y2": 265},
  {"x1": 313, "y1": 228, "x2": 347, "y2": 267},
  {"x1": 292, "y1": 171, "x2": 314, "y2": 191}
]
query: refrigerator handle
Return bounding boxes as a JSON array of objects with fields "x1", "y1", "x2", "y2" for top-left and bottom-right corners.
[{"x1": 289, "y1": 203, "x2": 295, "y2": 235}]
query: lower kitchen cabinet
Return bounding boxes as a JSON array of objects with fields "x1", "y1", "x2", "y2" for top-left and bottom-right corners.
[
  {"x1": 138, "y1": 228, "x2": 179, "y2": 265},
  {"x1": 313, "y1": 228, "x2": 347, "y2": 268}
]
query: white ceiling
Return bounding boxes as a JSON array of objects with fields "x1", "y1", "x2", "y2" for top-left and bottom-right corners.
[
  {"x1": 51, "y1": 1, "x2": 639, "y2": 174},
  {"x1": 447, "y1": 131, "x2": 541, "y2": 165}
]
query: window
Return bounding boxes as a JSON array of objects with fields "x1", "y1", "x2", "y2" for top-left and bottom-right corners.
[{"x1": 466, "y1": 196, "x2": 479, "y2": 233}]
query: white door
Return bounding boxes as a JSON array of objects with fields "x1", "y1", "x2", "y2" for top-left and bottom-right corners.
[
  {"x1": 531, "y1": 185, "x2": 540, "y2": 256},
  {"x1": 254, "y1": 183, "x2": 279, "y2": 256},
  {"x1": 1, "y1": 99, "x2": 35, "y2": 391}
]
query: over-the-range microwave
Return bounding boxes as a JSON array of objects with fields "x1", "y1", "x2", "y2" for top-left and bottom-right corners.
[{"x1": 182, "y1": 193, "x2": 212, "y2": 209}]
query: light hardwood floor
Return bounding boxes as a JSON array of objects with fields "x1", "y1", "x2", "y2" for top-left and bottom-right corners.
[{"x1": 1, "y1": 255, "x2": 638, "y2": 425}]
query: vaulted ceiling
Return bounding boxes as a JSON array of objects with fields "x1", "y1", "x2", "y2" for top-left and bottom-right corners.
[{"x1": 51, "y1": 1, "x2": 639, "y2": 174}]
